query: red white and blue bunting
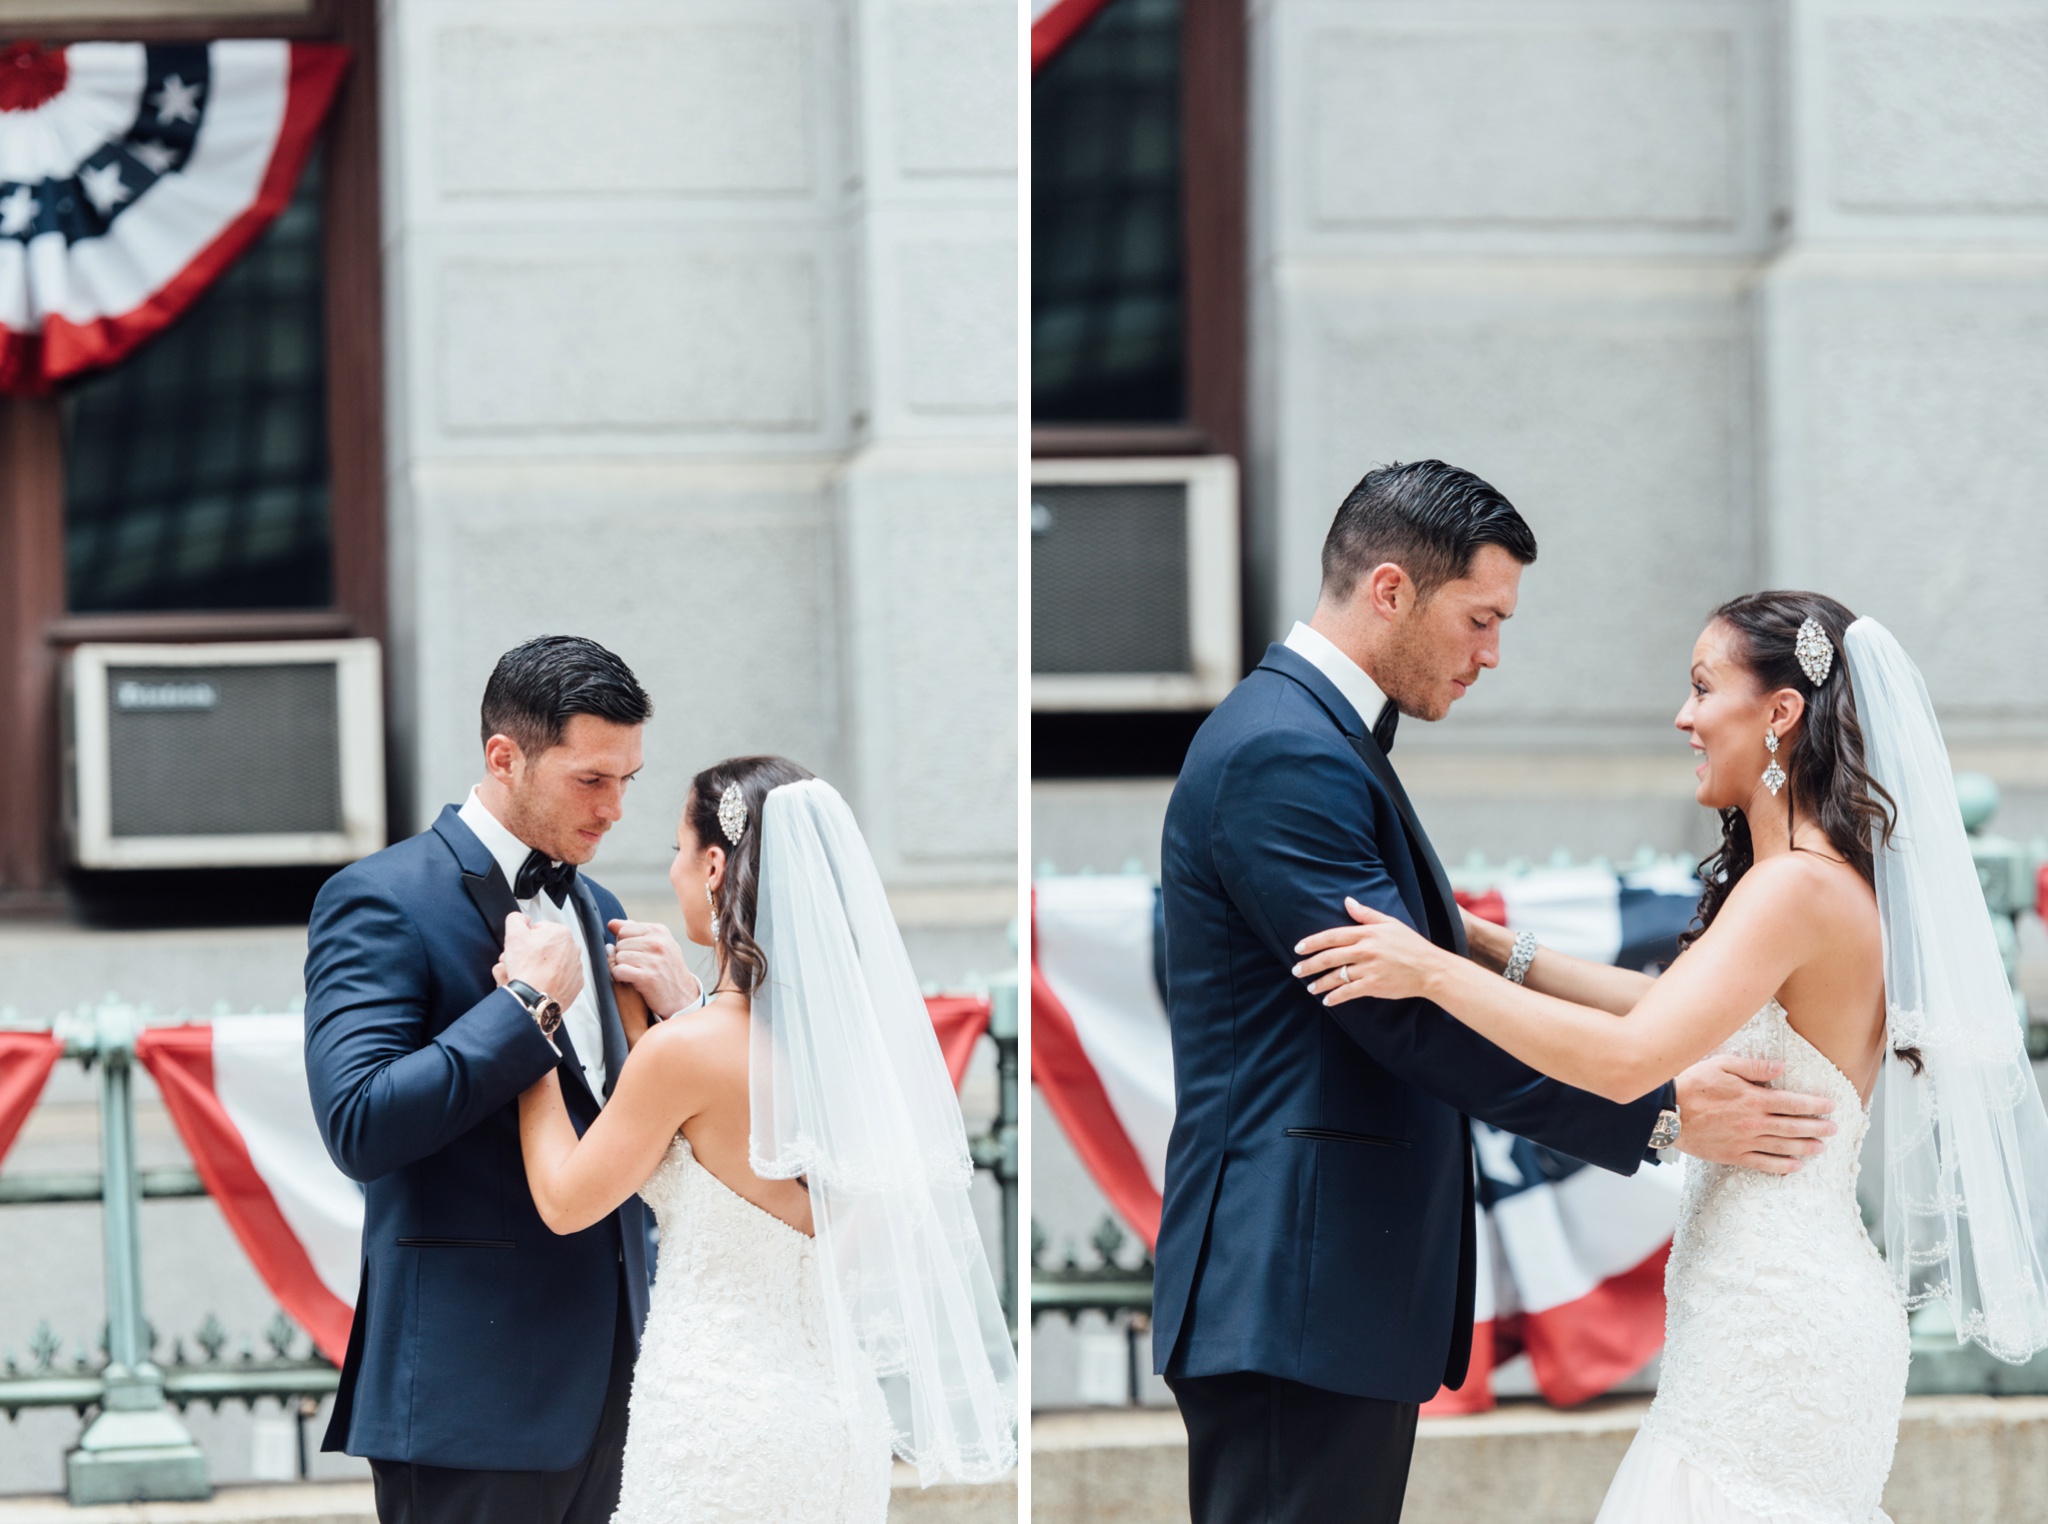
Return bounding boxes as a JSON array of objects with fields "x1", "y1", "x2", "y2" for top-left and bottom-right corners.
[
  {"x1": 0, "y1": 38, "x2": 347, "y2": 393},
  {"x1": 1031, "y1": 865, "x2": 1703, "y2": 1411},
  {"x1": 89, "y1": 995, "x2": 987, "y2": 1366}
]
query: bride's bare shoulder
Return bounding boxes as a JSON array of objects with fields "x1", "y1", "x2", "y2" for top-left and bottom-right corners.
[
  {"x1": 1722, "y1": 851, "x2": 1877, "y2": 936},
  {"x1": 631, "y1": 997, "x2": 749, "y2": 1079}
]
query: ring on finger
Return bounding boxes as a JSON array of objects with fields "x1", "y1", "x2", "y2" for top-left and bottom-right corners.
[{"x1": 1340, "y1": 964, "x2": 1354, "y2": 984}]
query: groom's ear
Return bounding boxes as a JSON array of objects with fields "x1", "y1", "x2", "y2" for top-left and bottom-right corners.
[
  {"x1": 1363, "y1": 561, "x2": 1412, "y2": 622},
  {"x1": 483, "y1": 732, "x2": 525, "y2": 786}
]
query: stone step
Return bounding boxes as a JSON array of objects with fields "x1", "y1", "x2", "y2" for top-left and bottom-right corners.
[
  {"x1": 0, "y1": 1466, "x2": 1015, "y2": 1523},
  {"x1": 1030, "y1": 1395, "x2": 2048, "y2": 1524}
]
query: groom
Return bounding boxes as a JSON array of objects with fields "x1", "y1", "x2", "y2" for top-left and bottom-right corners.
[
  {"x1": 305, "y1": 635, "x2": 699, "y2": 1524},
  {"x1": 1153, "y1": 461, "x2": 1842, "y2": 1524}
]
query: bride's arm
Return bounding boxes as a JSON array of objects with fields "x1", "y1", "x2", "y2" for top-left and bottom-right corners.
[
  {"x1": 1298, "y1": 868, "x2": 1809, "y2": 1103},
  {"x1": 519, "y1": 1022, "x2": 703, "y2": 1234},
  {"x1": 1460, "y1": 906, "x2": 1656, "y2": 1016}
]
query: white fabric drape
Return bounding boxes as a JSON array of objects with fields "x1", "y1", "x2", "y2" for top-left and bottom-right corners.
[
  {"x1": 749, "y1": 779, "x2": 1017, "y2": 1483},
  {"x1": 1850, "y1": 617, "x2": 2048, "y2": 1361}
]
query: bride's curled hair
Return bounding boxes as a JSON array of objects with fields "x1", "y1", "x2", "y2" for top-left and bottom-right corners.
[
  {"x1": 688, "y1": 754, "x2": 815, "y2": 996},
  {"x1": 1684, "y1": 591, "x2": 1915, "y2": 1067}
]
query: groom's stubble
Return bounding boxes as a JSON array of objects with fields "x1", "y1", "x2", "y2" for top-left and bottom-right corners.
[
  {"x1": 482, "y1": 714, "x2": 645, "y2": 867},
  {"x1": 1332, "y1": 544, "x2": 1522, "y2": 725}
]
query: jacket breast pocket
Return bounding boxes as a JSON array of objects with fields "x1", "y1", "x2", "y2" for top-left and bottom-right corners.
[
  {"x1": 396, "y1": 1236, "x2": 515, "y2": 1250},
  {"x1": 1285, "y1": 1126, "x2": 1411, "y2": 1150}
]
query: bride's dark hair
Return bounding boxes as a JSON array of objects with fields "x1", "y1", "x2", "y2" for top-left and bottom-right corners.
[
  {"x1": 687, "y1": 754, "x2": 815, "y2": 996},
  {"x1": 1682, "y1": 592, "x2": 1915, "y2": 1068}
]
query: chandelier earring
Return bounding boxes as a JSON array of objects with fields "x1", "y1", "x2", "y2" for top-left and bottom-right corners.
[
  {"x1": 1762, "y1": 728, "x2": 1787, "y2": 797},
  {"x1": 705, "y1": 883, "x2": 720, "y2": 941}
]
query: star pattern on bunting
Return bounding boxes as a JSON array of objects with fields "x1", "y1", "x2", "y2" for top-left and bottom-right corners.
[
  {"x1": 151, "y1": 73, "x2": 203, "y2": 125},
  {"x1": 0, "y1": 184, "x2": 36, "y2": 238},
  {"x1": 128, "y1": 139, "x2": 176, "y2": 175},
  {"x1": 79, "y1": 160, "x2": 132, "y2": 214}
]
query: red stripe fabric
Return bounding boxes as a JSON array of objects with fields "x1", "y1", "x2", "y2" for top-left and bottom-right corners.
[
  {"x1": 1032, "y1": 0, "x2": 1118, "y2": 72},
  {"x1": 1454, "y1": 886, "x2": 1508, "y2": 927},
  {"x1": 1520, "y1": 1242, "x2": 1670, "y2": 1407},
  {"x1": 1421, "y1": 1318, "x2": 1498, "y2": 1415},
  {"x1": 925, "y1": 995, "x2": 992, "y2": 1091},
  {"x1": 2, "y1": 42, "x2": 351, "y2": 393},
  {"x1": 0, "y1": 1032, "x2": 62, "y2": 1168},
  {"x1": 1029, "y1": 897, "x2": 1163, "y2": 1247},
  {"x1": 135, "y1": 1025, "x2": 353, "y2": 1363}
]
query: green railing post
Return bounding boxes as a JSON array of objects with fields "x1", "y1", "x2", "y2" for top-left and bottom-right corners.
[
  {"x1": 66, "y1": 1001, "x2": 209, "y2": 1505},
  {"x1": 989, "y1": 974, "x2": 1020, "y2": 1333}
]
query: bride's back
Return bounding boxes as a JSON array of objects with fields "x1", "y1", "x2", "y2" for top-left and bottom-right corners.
[
  {"x1": 636, "y1": 993, "x2": 816, "y2": 1236},
  {"x1": 1742, "y1": 847, "x2": 1888, "y2": 1104}
]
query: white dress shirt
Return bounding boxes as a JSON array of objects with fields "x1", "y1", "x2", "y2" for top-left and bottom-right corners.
[
  {"x1": 457, "y1": 788, "x2": 608, "y2": 1104},
  {"x1": 1284, "y1": 621, "x2": 1390, "y2": 735}
]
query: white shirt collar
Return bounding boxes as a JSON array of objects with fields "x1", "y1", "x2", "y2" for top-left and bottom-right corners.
[
  {"x1": 457, "y1": 787, "x2": 544, "y2": 894},
  {"x1": 1284, "y1": 621, "x2": 1388, "y2": 732}
]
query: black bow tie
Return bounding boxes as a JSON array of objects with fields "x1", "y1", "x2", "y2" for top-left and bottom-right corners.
[
  {"x1": 1372, "y1": 699, "x2": 1399, "y2": 755},
  {"x1": 514, "y1": 849, "x2": 577, "y2": 907}
]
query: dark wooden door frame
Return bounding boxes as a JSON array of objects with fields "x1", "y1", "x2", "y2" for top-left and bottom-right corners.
[{"x1": 0, "y1": 0, "x2": 385, "y2": 898}]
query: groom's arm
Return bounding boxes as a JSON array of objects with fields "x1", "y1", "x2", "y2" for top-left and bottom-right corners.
[
  {"x1": 1212, "y1": 727, "x2": 1666, "y2": 1176},
  {"x1": 304, "y1": 874, "x2": 561, "y2": 1182}
]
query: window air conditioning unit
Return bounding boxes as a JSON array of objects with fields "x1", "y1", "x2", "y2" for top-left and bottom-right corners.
[
  {"x1": 66, "y1": 639, "x2": 386, "y2": 869},
  {"x1": 1031, "y1": 455, "x2": 1240, "y2": 710}
]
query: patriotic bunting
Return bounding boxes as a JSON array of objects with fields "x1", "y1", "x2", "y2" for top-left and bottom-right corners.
[
  {"x1": 0, "y1": 1030, "x2": 64, "y2": 1169},
  {"x1": 103, "y1": 996, "x2": 993, "y2": 1366},
  {"x1": 137, "y1": 1017, "x2": 360, "y2": 1362},
  {"x1": 0, "y1": 38, "x2": 348, "y2": 393},
  {"x1": 1031, "y1": 865, "x2": 1702, "y2": 1409}
]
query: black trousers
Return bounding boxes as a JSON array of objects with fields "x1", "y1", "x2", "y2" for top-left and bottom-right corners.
[
  {"x1": 370, "y1": 1289, "x2": 636, "y2": 1524},
  {"x1": 1168, "y1": 1370, "x2": 1419, "y2": 1524}
]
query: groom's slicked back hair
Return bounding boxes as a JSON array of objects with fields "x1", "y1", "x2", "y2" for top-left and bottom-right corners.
[
  {"x1": 480, "y1": 635, "x2": 652, "y2": 755},
  {"x1": 1320, "y1": 459, "x2": 1537, "y2": 604}
]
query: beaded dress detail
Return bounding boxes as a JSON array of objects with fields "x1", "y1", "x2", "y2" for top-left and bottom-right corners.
[
  {"x1": 611, "y1": 1138, "x2": 892, "y2": 1524},
  {"x1": 1596, "y1": 1000, "x2": 1908, "y2": 1523}
]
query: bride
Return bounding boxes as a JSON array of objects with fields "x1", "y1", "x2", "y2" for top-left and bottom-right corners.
[
  {"x1": 509, "y1": 755, "x2": 1016, "y2": 1522},
  {"x1": 1290, "y1": 592, "x2": 2048, "y2": 1521}
]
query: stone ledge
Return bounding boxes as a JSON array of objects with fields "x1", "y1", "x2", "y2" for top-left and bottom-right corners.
[
  {"x1": 0, "y1": 1466, "x2": 1014, "y2": 1523},
  {"x1": 1031, "y1": 1396, "x2": 2048, "y2": 1524}
]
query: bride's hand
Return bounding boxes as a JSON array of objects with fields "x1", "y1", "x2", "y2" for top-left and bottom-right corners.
[{"x1": 1291, "y1": 898, "x2": 1448, "y2": 1004}]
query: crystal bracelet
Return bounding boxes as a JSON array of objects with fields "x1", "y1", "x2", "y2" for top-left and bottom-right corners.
[{"x1": 1503, "y1": 930, "x2": 1539, "y2": 986}]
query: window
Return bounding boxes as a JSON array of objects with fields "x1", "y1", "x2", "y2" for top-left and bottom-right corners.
[
  {"x1": 1029, "y1": 0, "x2": 1243, "y2": 458},
  {"x1": 0, "y1": 0, "x2": 381, "y2": 896},
  {"x1": 1032, "y1": 0, "x2": 1185, "y2": 425},
  {"x1": 64, "y1": 149, "x2": 331, "y2": 613}
]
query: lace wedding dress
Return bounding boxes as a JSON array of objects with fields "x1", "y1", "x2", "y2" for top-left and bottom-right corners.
[
  {"x1": 611, "y1": 1137, "x2": 893, "y2": 1523},
  {"x1": 1596, "y1": 1000, "x2": 1909, "y2": 1524}
]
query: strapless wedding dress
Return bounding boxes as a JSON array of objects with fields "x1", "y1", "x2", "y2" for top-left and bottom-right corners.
[
  {"x1": 1596, "y1": 1000, "x2": 1909, "y2": 1524},
  {"x1": 611, "y1": 1138, "x2": 892, "y2": 1523}
]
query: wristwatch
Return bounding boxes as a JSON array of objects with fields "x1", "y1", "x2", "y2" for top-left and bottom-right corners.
[
  {"x1": 506, "y1": 979, "x2": 564, "y2": 1039},
  {"x1": 1648, "y1": 1106, "x2": 1682, "y2": 1152}
]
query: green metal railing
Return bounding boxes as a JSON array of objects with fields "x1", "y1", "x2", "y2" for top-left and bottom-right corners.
[
  {"x1": 2, "y1": 969, "x2": 1020, "y2": 1504},
  {"x1": 0, "y1": 1000, "x2": 309, "y2": 1505}
]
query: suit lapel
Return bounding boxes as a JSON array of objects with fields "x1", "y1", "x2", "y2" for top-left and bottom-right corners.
[
  {"x1": 1347, "y1": 730, "x2": 1467, "y2": 957},
  {"x1": 571, "y1": 880, "x2": 629, "y2": 1099},
  {"x1": 432, "y1": 805, "x2": 605, "y2": 1116}
]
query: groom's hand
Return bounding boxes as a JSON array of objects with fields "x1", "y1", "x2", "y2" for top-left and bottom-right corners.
[
  {"x1": 502, "y1": 912, "x2": 586, "y2": 1012},
  {"x1": 607, "y1": 919, "x2": 700, "y2": 1018},
  {"x1": 1673, "y1": 1054, "x2": 1838, "y2": 1175}
]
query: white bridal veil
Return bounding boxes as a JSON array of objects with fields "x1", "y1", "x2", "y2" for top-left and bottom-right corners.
[
  {"x1": 747, "y1": 778, "x2": 1018, "y2": 1483},
  {"x1": 1848, "y1": 618, "x2": 2048, "y2": 1361}
]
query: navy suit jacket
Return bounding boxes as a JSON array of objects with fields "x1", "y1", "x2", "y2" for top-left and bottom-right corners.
[
  {"x1": 304, "y1": 805, "x2": 652, "y2": 1470},
  {"x1": 1152, "y1": 645, "x2": 1671, "y2": 1401}
]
